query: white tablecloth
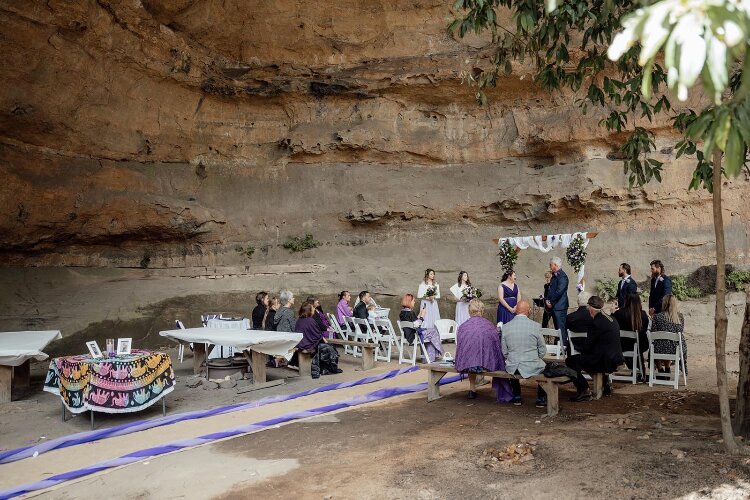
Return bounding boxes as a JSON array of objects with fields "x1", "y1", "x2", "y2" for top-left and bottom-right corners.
[
  {"x1": 159, "y1": 328, "x2": 302, "y2": 360},
  {"x1": 0, "y1": 330, "x2": 62, "y2": 367},
  {"x1": 205, "y1": 318, "x2": 250, "y2": 358}
]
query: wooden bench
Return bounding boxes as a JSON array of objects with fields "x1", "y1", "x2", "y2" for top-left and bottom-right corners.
[
  {"x1": 423, "y1": 363, "x2": 571, "y2": 416},
  {"x1": 326, "y1": 339, "x2": 376, "y2": 370}
]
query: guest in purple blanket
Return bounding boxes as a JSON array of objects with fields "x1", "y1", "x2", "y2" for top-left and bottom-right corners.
[{"x1": 454, "y1": 299, "x2": 513, "y2": 402}]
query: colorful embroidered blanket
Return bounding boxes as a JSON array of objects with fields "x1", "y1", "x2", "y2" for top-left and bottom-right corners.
[{"x1": 43, "y1": 350, "x2": 174, "y2": 414}]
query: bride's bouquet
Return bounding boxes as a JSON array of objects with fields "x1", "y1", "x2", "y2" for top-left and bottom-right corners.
[
  {"x1": 424, "y1": 285, "x2": 437, "y2": 298},
  {"x1": 461, "y1": 286, "x2": 483, "y2": 302}
]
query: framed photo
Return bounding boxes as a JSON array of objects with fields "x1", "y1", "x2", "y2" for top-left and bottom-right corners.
[
  {"x1": 116, "y1": 338, "x2": 132, "y2": 355},
  {"x1": 86, "y1": 341, "x2": 103, "y2": 359}
]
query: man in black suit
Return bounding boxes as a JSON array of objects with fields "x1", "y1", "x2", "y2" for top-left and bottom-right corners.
[
  {"x1": 353, "y1": 290, "x2": 370, "y2": 320},
  {"x1": 616, "y1": 263, "x2": 637, "y2": 310},
  {"x1": 566, "y1": 292, "x2": 593, "y2": 352},
  {"x1": 545, "y1": 257, "x2": 569, "y2": 349},
  {"x1": 648, "y1": 260, "x2": 673, "y2": 315},
  {"x1": 565, "y1": 295, "x2": 625, "y2": 401}
]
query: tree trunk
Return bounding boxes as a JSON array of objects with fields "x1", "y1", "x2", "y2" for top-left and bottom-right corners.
[
  {"x1": 734, "y1": 287, "x2": 750, "y2": 437},
  {"x1": 712, "y1": 149, "x2": 740, "y2": 453}
]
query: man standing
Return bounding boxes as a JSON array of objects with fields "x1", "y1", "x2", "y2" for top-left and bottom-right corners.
[
  {"x1": 565, "y1": 296, "x2": 624, "y2": 401},
  {"x1": 545, "y1": 256, "x2": 569, "y2": 349},
  {"x1": 616, "y1": 263, "x2": 637, "y2": 310},
  {"x1": 648, "y1": 260, "x2": 673, "y2": 316}
]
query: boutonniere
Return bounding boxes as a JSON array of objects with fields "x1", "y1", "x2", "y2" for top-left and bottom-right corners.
[{"x1": 657, "y1": 276, "x2": 664, "y2": 283}]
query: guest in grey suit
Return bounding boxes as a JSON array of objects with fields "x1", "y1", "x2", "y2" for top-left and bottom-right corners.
[{"x1": 502, "y1": 300, "x2": 548, "y2": 408}]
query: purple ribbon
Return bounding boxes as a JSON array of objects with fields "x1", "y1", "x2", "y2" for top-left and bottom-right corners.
[
  {"x1": 0, "y1": 366, "x2": 419, "y2": 465},
  {"x1": 0, "y1": 374, "x2": 460, "y2": 499}
]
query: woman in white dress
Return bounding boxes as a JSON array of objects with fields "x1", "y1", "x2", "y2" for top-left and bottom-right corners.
[
  {"x1": 417, "y1": 268, "x2": 441, "y2": 329},
  {"x1": 450, "y1": 271, "x2": 471, "y2": 326}
]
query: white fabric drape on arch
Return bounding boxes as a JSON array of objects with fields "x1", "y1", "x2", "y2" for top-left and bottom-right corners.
[{"x1": 497, "y1": 232, "x2": 591, "y2": 289}]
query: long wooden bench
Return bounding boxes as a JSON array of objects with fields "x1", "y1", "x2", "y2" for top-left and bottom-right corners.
[
  {"x1": 326, "y1": 339, "x2": 376, "y2": 370},
  {"x1": 424, "y1": 363, "x2": 574, "y2": 416}
]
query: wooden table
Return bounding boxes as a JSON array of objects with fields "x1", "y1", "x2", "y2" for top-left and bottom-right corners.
[{"x1": 0, "y1": 330, "x2": 62, "y2": 403}]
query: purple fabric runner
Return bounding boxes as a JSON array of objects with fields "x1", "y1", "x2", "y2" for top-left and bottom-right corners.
[
  {"x1": 0, "y1": 366, "x2": 419, "y2": 465},
  {"x1": 0, "y1": 373, "x2": 461, "y2": 500}
]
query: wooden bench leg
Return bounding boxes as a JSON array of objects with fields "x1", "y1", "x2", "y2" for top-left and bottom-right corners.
[
  {"x1": 297, "y1": 351, "x2": 312, "y2": 379},
  {"x1": 245, "y1": 349, "x2": 267, "y2": 385},
  {"x1": 0, "y1": 365, "x2": 11, "y2": 404},
  {"x1": 592, "y1": 373, "x2": 603, "y2": 400},
  {"x1": 14, "y1": 360, "x2": 31, "y2": 388},
  {"x1": 361, "y1": 346, "x2": 375, "y2": 371},
  {"x1": 193, "y1": 343, "x2": 207, "y2": 375},
  {"x1": 542, "y1": 381, "x2": 559, "y2": 417},
  {"x1": 427, "y1": 369, "x2": 446, "y2": 402}
]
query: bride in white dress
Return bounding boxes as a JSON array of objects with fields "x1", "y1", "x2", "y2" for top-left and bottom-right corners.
[
  {"x1": 417, "y1": 268, "x2": 441, "y2": 329},
  {"x1": 449, "y1": 271, "x2": 471, "y2": 326}
]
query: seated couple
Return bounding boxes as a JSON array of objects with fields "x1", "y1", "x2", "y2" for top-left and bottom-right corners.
[{"x1": 453, "y1": 299, "x2": 547, "y2": 408}]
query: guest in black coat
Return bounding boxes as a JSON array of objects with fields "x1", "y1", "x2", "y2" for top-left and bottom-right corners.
[
  {"x1": 353, "y1": 291, "x2": 370, "y2": 320},
  {"x1": 566, "y1": 292, "x2": 594, "y2": 351},
  {"x1": 265, "y1": 296, "x2": 280, "y2": 331},
  {"x1": 616, "y1": 263, "x2": 638, "y2": 310},
  {"x1": 566, "y1": 296, "x2": 624, "y2": 401},
  {"x1": 648, "y1": 259, "x2": 673, "y2": 316},
  {"x1": 545, "y1": 257, "x2": 570, "y2": 348},
  {"x1": 541, "y1": 271, "x2": 555, "y2": 328},
  {"x1": 612, "y1": 292, "x2": 650, "y2": 374},
  {"x1": 252, "y1": 291, "x2": 269, "y2": 329},
  {"x1": 399, "y1": 293, "x2": 426, "y2": 344}
]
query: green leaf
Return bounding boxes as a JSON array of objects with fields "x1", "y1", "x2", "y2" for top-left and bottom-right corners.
[
  {"x1": 725, "y1": 127, "x2": 744, "y2": 176},
  {"x1": 641, "y1": 61, "x2": 653, "y2": 99}
]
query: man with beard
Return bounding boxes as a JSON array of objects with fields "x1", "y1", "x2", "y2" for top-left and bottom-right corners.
[
  {"x1": 648, "y1": 260, "x2": 673, "y2": 316},
  {"x1": 616, "y1": 263, "x2": 637, "y2": 310}
]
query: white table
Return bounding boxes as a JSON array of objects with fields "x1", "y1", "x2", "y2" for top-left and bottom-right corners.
[
  {"x1": 205, "y1": 318, "x2": 251, "y2": 359},
  {"x1": 160, "y1": 327, "x2": 302, "y2": 384},
  {"x1": 0, "y1": 330, "x2": 62, "y2": 403}
]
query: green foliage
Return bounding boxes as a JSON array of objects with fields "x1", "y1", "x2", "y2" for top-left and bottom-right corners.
[
  {"x1": 235, "y1": 244, "x2": 255, "y2": 259},
  {"x1": 595, "y1": 276, "x2": 619, "y2": 302},
  {"x1": 727, "y1": 270, "x2": 750, "y2": 291},
  {"x1": 497, "y1": 239, "x2": 519, "y2": 272},
  {"x1": 282, "y1": 233, "x2": 321, "y2": 253},
  {"x1": 672, "y1": 275, "x2": 702, "y2": 301}
]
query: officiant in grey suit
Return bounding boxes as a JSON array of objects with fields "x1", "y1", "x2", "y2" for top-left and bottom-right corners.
[{"x1": 545, "y1": 256, "x2": 570, "y2": 349}]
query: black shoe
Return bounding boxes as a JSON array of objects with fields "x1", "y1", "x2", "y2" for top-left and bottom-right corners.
[
  {"x1": 535, "y1": 398, "x2": 547, "y2": 408},
  {"x1": 511, "y1": 396, "x2": 522, "y2": 406},
  {"x1": 603, "y1": 384, "x2": 613, "y2": 396},
  {"x1": 467, "y1": 390, "x2": 477, "y2": 399},
  {"x1": 333, "y1": 368, "x2": 343, "y2": 374},
  {"x1": 570, "y1": 391, "x2": 592, "y2": 402}
]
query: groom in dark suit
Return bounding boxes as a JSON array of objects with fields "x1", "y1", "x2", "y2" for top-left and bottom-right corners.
[
  {"x1": 648, "y1": 260, "x2": 673, "y2": 315},
  {"x1": 545, "y1": 256, "x2": 570, "y2": 349},
  {"x1": 616, "y1": 263, "x2": 637, "y2": 310}
]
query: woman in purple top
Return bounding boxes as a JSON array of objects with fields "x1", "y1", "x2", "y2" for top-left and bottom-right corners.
[
  {"x1": 335, "y1": 290, "x2": 353, "y2": 326},
  {"x1": 294, "y1": 303, "x2": 341, "y2": 378},
  {"x1": 497, "y1": 270, "x2": 520, "y2": 326},
  {"x1": 306, "y1": 295, "x2": 332, "y2": 338},
  {"x1": 455, "y1": 299, "x2": 513, "y2": 402}
]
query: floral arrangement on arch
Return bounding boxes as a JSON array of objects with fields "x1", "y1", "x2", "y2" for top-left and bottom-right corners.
[
  {"x1": 498, "y1": 240, "x2": 519, "y2": 272},
  {"x1": 461, "y1": 286, "x2": 483, "y2": 302},
  {"x1": 566, "y1": 234, "x2": 587, "y2": 274}
]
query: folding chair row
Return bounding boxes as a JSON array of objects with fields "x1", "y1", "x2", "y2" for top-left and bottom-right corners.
[{"x1": 396, "y1": 321, "x2": 432, "y2": 365}]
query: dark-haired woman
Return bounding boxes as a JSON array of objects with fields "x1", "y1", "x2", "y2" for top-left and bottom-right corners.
[
  {"x1": 252, "y1": 292, "x2": 269, "y2": 329},
  {"x1": 306, "y1": 295, "x2": 332, "y2": 338},
  {"x1": 496, "y1": 270, "x2": 520, "y2": 326},
  {"x1": 417, "y1": 268, "x2": 441, "y2": 330},
  {"x1": 294, "y1": 303, "x2": 342, "y2": 378},
  {"x1": 449, "y1": 271, "x2": 472, "y2": 327},
  {"x1": 335, "y1": 291, "x2": 352, "y2": 326},
  {"x1": 613, "y1": 292, "x2": 650, "y2": 376}
]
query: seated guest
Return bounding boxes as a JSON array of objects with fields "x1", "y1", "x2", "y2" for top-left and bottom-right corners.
[
  {"x1": 336, "y1": 290, "x2": 353, "y2": 326},
  {"x1": 612, "y1": 292, "x2": 649, "y2": 375},
  {"x1": 565, "y1": 296, "x2": 625, "y2": 401},
  {"x1": 454, "y1": 299, "x2": 513, "y2": 402},
  {"x1": 399, "y1": 293, "x2": 443, "y2": 361},
  {"x1": 651, "y1": 294, "x2": 688, "y2": 374},
  {"x1": 566, "y1": 292, "x2": 594, "y2": 352},
  {"x1": 306, "y1": 295, "x2": 331, "y2": 338},
  {"x1": 265, "y1": 296, "x2": 280, "y2": 331},
  {"x1": 353, "y1": 291, "x2": 370, "y2": 320},
  {"x1": 273, "y1": 290, "x2": 296, "y2": 332},
  {"x1": 502, "y1": 300, "x2": 548, "y2": 408},
  {"x1": 294, "y1": 303, "x2": 342, "y2": 378},
  {"x1": 252, "y1": 292, "x2": 269, "y2": 329}
]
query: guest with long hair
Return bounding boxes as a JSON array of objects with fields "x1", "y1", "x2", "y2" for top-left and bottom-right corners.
[
  {"x1": 613, "y1": 292, "x2": 650, "y2": 376},
  {"x1": 450, "y1": 271, "x2": 472, "y2": 327},
  {"x1": 651, "y1": 294, "x2": 687, "y2": 373},
  {"x1": 294, "y1": 303, "x2": 342, "y2": 378},
  {"x1": 497, "y1": 270, "x2": 520, "y2": 326},
  {"x1": 417, "y1": 268, "x2": 441, "y2": 329},
  {"x1": 252, "y1": 291, "x2": 269, "y2": 329}
]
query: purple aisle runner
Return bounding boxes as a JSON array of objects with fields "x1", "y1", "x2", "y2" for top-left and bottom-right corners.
[
  {"x1": 0, "y1": 366, "x2": 419, "y2": 465},
  {"x1": 0, "y1": 374, "x2": 461, "y2": 500}
]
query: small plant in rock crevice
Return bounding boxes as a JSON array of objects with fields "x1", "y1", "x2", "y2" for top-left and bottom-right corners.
[
  {"x1": 282, "y1": 233, "x2": 321, "y2": 253},
  {"x1": 235, "y1": 244, "x2": 255, "y2": 259}
]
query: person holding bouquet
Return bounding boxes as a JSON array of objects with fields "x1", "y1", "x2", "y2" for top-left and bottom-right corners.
[
  {"x1": 497, "y1": 270, "x2": 520, "y2": 326},
  {"x1": 417, "y1": 268, "x2": 441, "y2": 329},
  {"x1": 449, "y1": 271, "x2": 472, "y2": 327}
]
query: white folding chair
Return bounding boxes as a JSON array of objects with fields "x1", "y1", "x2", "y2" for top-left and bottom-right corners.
[
  {"x1": 648, "y1": 330, "x2": 687, "y2": 389},
  {"x1": 372, "y1": 318, "x2": 395, "y2": 361},
  {"x1": 396, "y1": 321, "x2": 430, "y2": 365},
  {"x1": 175, "y1": 320, "x2": 187, "y2": 362},
  {"x1": 540, "y1": 327, "x2": 563, "y2": 359},
  {"x1": 434, "y1": 319, "x2": 458, "y2": 342},
  {"x1": 567, "y1": 331, "x2": 587, "y2": 356},
  {"x1": 344, "y1": 316, "x2": 362, "y2": 357},
  {"x1": 610, "y1": 330, "x2": 642, "y2": 384},
  {"x1": 326, "y1": 313, "x2": 347, "y2": 341},
  {"x1": 353, "y1": 318, "x2": 390, "y2": 362}
]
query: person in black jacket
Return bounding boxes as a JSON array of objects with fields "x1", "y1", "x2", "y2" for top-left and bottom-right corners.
[
  {"x1": 353, "y1": 291, "x2": 370, "y2": 320},
  {"x1": 612, "y1": 292, "x2": 650, "y2": 375},
  {"x1": 541, "y1": 271, "x2": 555, "y2": 328},
  {"x1": 265, "y1": 296, "x2": 280, "y2": 331},
  {"x1": 565, "y1": 295, "x2": 624, "y2": 401},
  {"x1": 545, "y1": 257, "x2": 570, "y2": 348},
  {"x1": 399, "y1": 293, "x2": 426, "y2": 344},
  {"x1": 648, "y1": 259, "x2": 673, "y2": 316},
  {"x1": 566, "y1": 292, "x2": 594, "y2": 352},
  {"x1": 616, "y1": 263, "x2": 638, "y2": 310},
  {"x1": 251, "y1": 291, "x2": 269, "y2": 329}
]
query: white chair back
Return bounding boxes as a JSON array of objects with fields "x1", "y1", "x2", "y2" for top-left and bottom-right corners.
[
  {"x1": 434, "y1": 319, "x2": 458, "y2": 342},
  {"x1": 610, "y1": 330, "x2": 641, "y2": 384},
  {"x1": 372, "y1": 318, "x2": 397, "y2": 361},
  {"x1": 567, "y1": 331, "x2": 587, "y2": 356},
  {"x1": 648, "y1": 330, "x2": 687, "y2": 389},
  {"x1": 540, "y1": 327, "x2": 563, "y2": 359},
  {"x1": 396, "y1": 320, "x2": 430, "y2": 365}
]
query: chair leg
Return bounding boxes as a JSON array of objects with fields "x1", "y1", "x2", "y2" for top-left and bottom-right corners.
[{"x1": 649, "y1": 349, "x2": 655, "y2": 388}]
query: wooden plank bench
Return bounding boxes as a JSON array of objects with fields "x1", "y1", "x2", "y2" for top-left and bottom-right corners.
[
  {"x1": 423, "y1": 363, "x2": 571, "y2": 417},
  {"x1": 326, "y1": 339, "x2": 376, "y2": 371}
]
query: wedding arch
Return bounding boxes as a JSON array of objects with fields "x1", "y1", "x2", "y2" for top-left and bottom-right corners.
[{"x1": 492, "y1": 231, "x2": 599, "y2": 291}]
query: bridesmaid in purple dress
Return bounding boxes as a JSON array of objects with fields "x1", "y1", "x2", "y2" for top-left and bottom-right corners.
[{"x1": 496, "y1": 271, "x2": 520, "y2": 326}]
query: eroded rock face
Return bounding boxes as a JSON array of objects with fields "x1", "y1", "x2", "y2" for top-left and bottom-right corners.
[{"x1": 1, "y1": 0, "x2": 748, "y2": 272}]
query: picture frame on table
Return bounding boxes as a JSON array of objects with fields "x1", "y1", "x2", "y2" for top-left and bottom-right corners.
[
  {"x1": 86, "y1": 341, "x2": 103, "y2": 359},
  {"x1": 116, "y1": 338, "x2": 132, "y2": 355}
]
